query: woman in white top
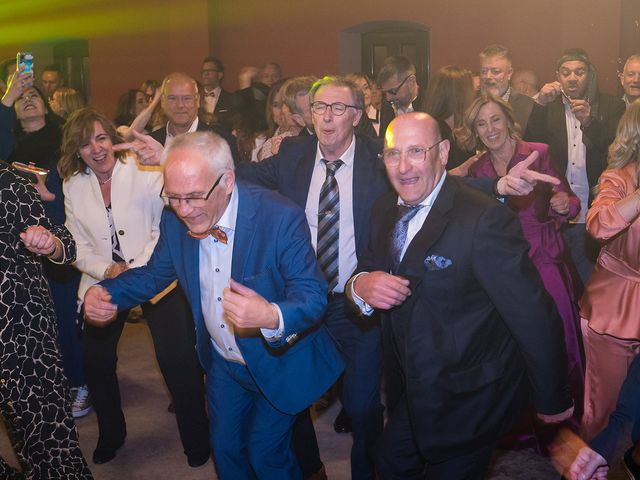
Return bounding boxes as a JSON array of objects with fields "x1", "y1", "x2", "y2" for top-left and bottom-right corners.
[{"x1": 58, "y1": 108, "x2": 209, "y2": 467}]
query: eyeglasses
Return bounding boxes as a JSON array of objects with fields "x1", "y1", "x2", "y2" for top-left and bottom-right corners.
[
  {"x1": 378, "y1": 140, "x2": 445, "y2": 167},
  {"x1": 383, "y1": 74, "x2": 415, "y2": 96},
  {"x1": 160, "y1": 173, "x2": 224, "y2": 207},
  {"x1": 165, "y1": 95, "x2": 197, "y2": 106},
  {"x1": 19, "y1": 93, "x2": 40, "y2": 102},
  {"x1": 310, "y1": 101, "x2": 360, "y2": 116}
]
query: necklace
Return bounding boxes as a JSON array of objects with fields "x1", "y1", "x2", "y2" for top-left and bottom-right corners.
[{"x1": 98, "y1": 176, "x2": 112, "y2": 186}]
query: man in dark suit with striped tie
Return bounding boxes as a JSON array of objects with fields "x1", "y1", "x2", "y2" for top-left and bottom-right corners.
[{"x1": 237, "y1": 76, "x2": 389, "y2": 480}]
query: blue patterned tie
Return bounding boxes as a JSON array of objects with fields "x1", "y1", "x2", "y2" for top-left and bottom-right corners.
[
  {"x1": 389, "y1": 204, "x2": 424, "y2": 273},
  {"x1": 317, "y1": 159, "x2": 344, "y2": 291}
]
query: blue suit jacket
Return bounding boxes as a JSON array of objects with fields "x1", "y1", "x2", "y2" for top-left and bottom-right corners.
[
  {"x1": 101, "y1": 181, "x2": 344, "y2": 414},
  {"x1": 237, "y1": 134, "x2": 390, "y2": 258}
]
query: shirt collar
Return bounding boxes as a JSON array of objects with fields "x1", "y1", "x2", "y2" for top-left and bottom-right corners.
[
  {"x1": 314, "y1": 134, "x2": 356, "y2": 168},
  {"x1": 167, "y1": 116, "x2": 199, "y2": 138},
  {"x1": 204, "y1": 86, "x2": 222, "y2": 97},
  {"x1": 397, "y1": 171, "x2": 447, "y2": 208},
  {"x1": 216, "y1": 183, "x2": 238, "y2": 234}
]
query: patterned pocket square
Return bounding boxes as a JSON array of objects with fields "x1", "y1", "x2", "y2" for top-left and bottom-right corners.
[{"x1": 424, "y1": 255, "x2": 452, "y2": 271}]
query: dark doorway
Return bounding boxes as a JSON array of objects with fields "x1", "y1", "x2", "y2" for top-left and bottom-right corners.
[{"x1": 362, "y1": 29, "x2": 430, "y2": 87}]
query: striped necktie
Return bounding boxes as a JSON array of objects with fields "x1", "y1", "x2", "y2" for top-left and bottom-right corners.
[{"x1": 317, "y1": 159, "x2": 344, "y2": 291}]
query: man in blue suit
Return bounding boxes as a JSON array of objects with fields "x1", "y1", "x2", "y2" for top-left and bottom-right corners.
[{"x1": 83, "y1": 131, "x2": 344, "y2": 480}]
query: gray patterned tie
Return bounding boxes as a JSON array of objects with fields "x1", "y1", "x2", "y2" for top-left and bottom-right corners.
[
  {"x1": 317, "y1": 159, "x2": 344, "y2": 291},
  {"x1": 389, "y1": 204, "x2": 424, "y2": 273}
]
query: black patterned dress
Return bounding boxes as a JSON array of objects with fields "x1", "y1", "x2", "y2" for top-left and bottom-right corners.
[{"x1": 0, "y1": 163, "x2": 92, "y2": 479}]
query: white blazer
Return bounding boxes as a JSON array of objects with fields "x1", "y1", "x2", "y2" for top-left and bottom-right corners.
[{"x1": 63, "y1": 157, "x2": 164, "y2": 298}]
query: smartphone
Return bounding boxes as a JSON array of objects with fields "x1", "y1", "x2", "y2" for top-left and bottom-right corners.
[{"x1": 16, "y1": 52, "x2": 34, "y2": 75}]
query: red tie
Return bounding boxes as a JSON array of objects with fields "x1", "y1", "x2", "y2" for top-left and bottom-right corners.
[{"x1": 188, "y1": 226, "x2": 228, "y2": 244}]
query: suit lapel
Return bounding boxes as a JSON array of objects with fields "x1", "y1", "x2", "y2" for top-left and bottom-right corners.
[
  {"x1": 398, "y1": 176, "x2": 456, "y2": 284},
  {"x1": 290, "y1": 140, "x2": 317, "y2": 208},
  {"x1": 352, "y1": 137, "x2": 382, "y2": 251},
  {"x1": 231, "y1": 181, "x2": 256, "y2": 280}
]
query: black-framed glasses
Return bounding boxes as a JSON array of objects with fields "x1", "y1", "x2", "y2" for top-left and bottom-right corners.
[
  {"x1": 378, "y1": 139, "x2": 445, "y2": 167},
  {"x1": 160, "y1": 173, "x2": 224, "y2": 207},
  {"x1": 383, "y1": 74, "x2": 415, "y2": 96},
  {"x1": 310, "y1": 101, "x2": 360, "y2": 116}
]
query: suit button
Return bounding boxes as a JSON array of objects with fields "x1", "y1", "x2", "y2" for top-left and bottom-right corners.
[{"x1": 118, "y1": 230, "x2": 125, "y2": 235}]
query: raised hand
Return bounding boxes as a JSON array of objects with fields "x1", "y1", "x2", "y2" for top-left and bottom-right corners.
[{"x1": 223, "y1": 278, "x2": 279, "y2": 329}]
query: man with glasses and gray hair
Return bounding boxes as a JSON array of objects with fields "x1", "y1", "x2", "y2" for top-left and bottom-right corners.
[
  {"x1": 149, "y1": 72, "x2": 240, "y2": 163},
  {"x1": 83, "y1": 130, "x2": 343, "y2": 479},
  {"x1": 377, "y1": 55, "x2": 421, "y2": 139},
  {"x1": 237, "y1": 75, "x2": 389, "y2": 480}
]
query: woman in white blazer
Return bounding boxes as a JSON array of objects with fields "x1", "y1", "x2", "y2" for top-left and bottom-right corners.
[{"x1": 58, "y1": 108, "x2": 209, "y2": 467}]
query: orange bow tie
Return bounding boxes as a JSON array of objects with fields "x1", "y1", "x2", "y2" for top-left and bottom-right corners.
[{"x1": 188, "y1": 226, "x2": 228, "y2": 244}]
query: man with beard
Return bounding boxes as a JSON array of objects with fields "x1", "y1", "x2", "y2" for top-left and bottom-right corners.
[{"x1": 536, "y1": 48, "x2": 625, "y2": 284}]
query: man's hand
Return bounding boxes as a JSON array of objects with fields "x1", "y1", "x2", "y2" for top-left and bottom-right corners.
[
  {"x1": 19, "y1": 225, "x2": 60, "y2": 257},
  {"x1": 496, "y1": 150, "x2": 561, "y2": 196},
  {"x1": 537, "y1": 405, "x2": 574, "y2": 424},
  {"x1": 550, "y1": 191, "x2": 571, "y2": 215},
  {"x1": 353, "y1": 271, "x2": 411, "y2": 310},
  {"x1": 536, "y1": 81, "x2": 562, "y2": 106},
  {"x1": 83, "y1": 286, "x2": 118, "y2": 325},
  {"x1": 113, "y1": 130, "x2": 164, "y2": 166},
  {"x1": 568, "y1": 446, "x2": 608, "y2": 480},
  {"x1": 570, "y1": 99, "x2": 592, "y2": 126},
  {"x1": 223, "y1": 278, "x2": 279, "y2": 329}
]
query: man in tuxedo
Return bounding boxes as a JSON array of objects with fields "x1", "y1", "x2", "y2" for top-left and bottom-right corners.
[
  {"x1": 349, "y1": 112, "x2": 573, "y2": 479},
  {"x1": 479, "y1": 44, "x2": 546, "y2": 141},
  {"x1": 200, "y1": 56, "x2": 244, "y2": 130},
  {"x1": 83, "y1": 131, "x2": 343, "y2": 479},
  {"x1": 536, "y1": 48, "x2": 625, "y2": 283},
  {"x1": 237, "y1": 76, "x2": 389, "y2": 480},
  {"x1": 377, "y1": 56, "x2": 421, "y2": 139},
  {"x1": 151, "y1": 72, "x2": 240, "y2": 164}
]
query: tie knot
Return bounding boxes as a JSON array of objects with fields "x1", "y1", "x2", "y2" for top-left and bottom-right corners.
[
  {"x1": 397, "y1": 204, "x2": 424, "y2": 223},
  {"x1": 322, "y1": 159, "x2": 343, "y2": 176}
]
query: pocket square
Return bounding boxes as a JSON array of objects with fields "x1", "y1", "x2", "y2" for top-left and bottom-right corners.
[{"x1": 424, "y1": 255, "x2": 452, "y2": 271}]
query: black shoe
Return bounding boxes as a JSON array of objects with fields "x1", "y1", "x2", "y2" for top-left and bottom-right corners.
[
  {"x1": 93, "y1": 437, "x2": 125, "y2": 465},
  {"x1": 333, "y1": 408, "x2": 352, "y2": 434},
  {"x1": 187, "y1": 452, "x2": 210, "y2": 468},
  {"x1": 624, "y1": 447, "x2": 640, "y2": 479}
]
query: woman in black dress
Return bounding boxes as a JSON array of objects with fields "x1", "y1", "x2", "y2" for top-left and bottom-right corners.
[{"x1": 0, "y1": 161, "x2": 92, "y2": 479}]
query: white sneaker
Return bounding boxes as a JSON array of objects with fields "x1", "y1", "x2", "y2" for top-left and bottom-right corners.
[{"x1": 72, "y1": 385, "x2": 92, "y2": 418}]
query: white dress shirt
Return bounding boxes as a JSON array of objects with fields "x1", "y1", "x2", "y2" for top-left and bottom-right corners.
[
  {"x1": 200, "y1": 185, "x2": 283, "y2": 364},
  {"x1": 305, "y1": 135, "x2": 357, "y2": 293},
  {"x1": 203, "y1": 86, "x2": 221, "y2": 114},
  {"x1": 563, "y1": 98, "x2": 589, "y2": 224},
  {"x1": 165, "y1": 117, "x2": 199, "y2": 148}
]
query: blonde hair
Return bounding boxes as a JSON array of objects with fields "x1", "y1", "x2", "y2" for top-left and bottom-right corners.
[
  {"x1": 455, "y1": 94, "x2": 521, "y2": 152},
  {"x1": 607, "y1": 99, "x2": 640, "y2": 184},
  {"x1": 52, "y1": 87, "x2": 85, "y2": 119}
]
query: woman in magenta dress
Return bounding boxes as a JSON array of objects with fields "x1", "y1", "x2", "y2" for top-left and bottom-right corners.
[{"x1": 456, "y1": 94, "x2": 584, "y2": 433}]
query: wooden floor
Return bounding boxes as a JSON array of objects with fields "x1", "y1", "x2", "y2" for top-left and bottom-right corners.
[{"x1": 0, "y1": 321, "x2": 630, "y2": 479}]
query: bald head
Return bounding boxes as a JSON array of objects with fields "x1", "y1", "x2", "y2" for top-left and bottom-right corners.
[
  {"x1": 383, "y1": 112, "x2": 450, "y2": 206},
  {"x1": 162, "y1": 132, "x2": 235, "y2": 234}
]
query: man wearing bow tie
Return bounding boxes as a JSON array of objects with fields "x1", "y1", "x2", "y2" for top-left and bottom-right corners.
[
  {"x1": 349, "y1": 112, "x2": 574, "y2": 479},
  {"x1": 200, "y1": 56, "x2": 245, "y2": 131},
  {"x1": 83, "y1": 131, "x2": 344, "y2": 480}
]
